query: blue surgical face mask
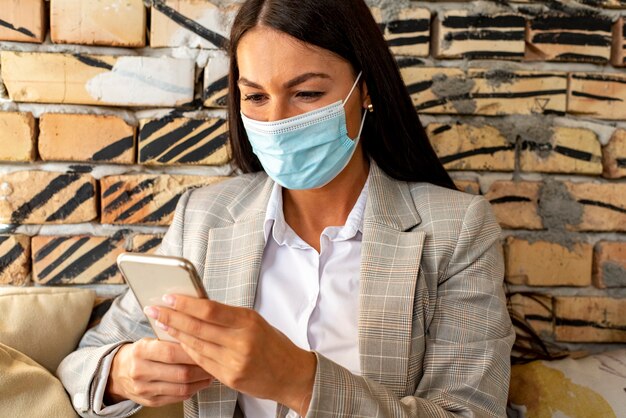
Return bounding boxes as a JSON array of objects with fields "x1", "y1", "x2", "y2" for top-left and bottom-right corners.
[{"x1": 240, "y1": 72, "x2": 367, "y2": 190}]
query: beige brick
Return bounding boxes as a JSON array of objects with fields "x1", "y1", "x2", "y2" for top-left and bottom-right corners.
[
  {"x1": 39, "y1": 113, "x2": 135, "y2": 163},
  {"x1": 401, "y1": 66, "x2": 567, "y2": 115},
  {"x1": 0, "y1": 0, "x2": 45, "y2": 43},
  {"x1": 203, "y1": 51, "x2": 229, "y2": 108},
  {"x1": 593, "y1": 241, "x2": 626, "y2": 288},
  {"x1": 504, "y1": 237, "x2": 592, "y2": 287},
  {"x1": 150, "y1": 0, "x2": 237, "y2": 49},
  {"x1": 51, "y1": 0, "x2": 146, "y2": 47},
  {"x1": 1, "y1": 51, "x2": 194, "y2": 107},
  {"x1": 526, "y1": 14, "x2": 612, "y2": 63},
  {"x1": 138, "y1": 117, "x2": 230, "y2": 165},
  {"x1": 432, "y1": 11, "x2": 525, "y2": 60},
  {"x1": 453, "y1": 179, "x2": 480, "y2": 195},
  {"x1": 131, "y1": 234, "x2": 163, "y2": 254},
  {"x1": 31, "y1": 233, "x2": 126, "y2": 284},
  {"x1": 568, "y1": 72, "x2": 626, "y2": 120},
  {"x1": 508, "y1": 293, "x2": 554, "y2": 337},
  {"x1": 612, "y1": 17, "x2": 625, "y2": 67},
  {"x1": 399, "y1": 66, "x2": 467, "y2": 114},
  {"x1": 0, "y1": 235, "x2": 31, "y2": 285},
  {"x1": 520, "y1": 127, "x2": 602, "y2": 175},
  {"x1": 427, "y1": 123, "x2": 515, "y2": 171},
  {"x1": 555, "y1": 297, "x2": 626, "y2": 343},
  {"x1": 485, "y1": 181, "x2": 543, "y2": 230},
  {"x1": 0, "y1": 171, "x2": 97, "y2": 224},
  {"x1": 0, "y1": 112, "x2": 36, "y2": 162},
  {"x1": 371, "y1": 7, "x2": 430, "y2": 56},
  {"x1": 468, "y1": 69, "x2": 567, "y2": 116},
  {"x1": 603, "y1": 129, "x2": 626, "y2": 178},
  {"x1": 100, "y1": 174, "x2": 224, "y2": 225},
  {"x1": 565, "y1": 182, "x2": 626, "y2": 232}
]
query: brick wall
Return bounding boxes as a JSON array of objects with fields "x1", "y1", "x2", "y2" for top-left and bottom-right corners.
[{"x1": 1, "y1": 0, "x2": 625, "y2": 353}]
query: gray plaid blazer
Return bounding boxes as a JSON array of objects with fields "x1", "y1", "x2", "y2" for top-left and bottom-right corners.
[{"x1": 57, "y1": 161, "x2": 514, "y2": 417}]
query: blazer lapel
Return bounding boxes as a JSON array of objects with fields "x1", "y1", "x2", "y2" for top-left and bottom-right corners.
[
  {"x1": 359, "y1": 162, "x2": 426, "y2": 397},
  {"x1": 199, "y1": 175, "x2": 272, "y2": 418},
  {"x1": 203, "y1": 174, "x2": 273, "y2": 307}
]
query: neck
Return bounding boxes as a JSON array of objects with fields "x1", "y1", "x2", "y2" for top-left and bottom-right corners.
[{"x1": 282, "y1": 149, "x2": 370, "y2": 237}]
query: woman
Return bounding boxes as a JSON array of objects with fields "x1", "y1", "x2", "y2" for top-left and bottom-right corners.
[{"x1": 58, "y1": 0, "x2": 514, "y2": 417}]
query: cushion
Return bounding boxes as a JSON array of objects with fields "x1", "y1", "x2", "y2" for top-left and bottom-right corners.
[
  {"x1": 0, "y1": 287, "x2": 95, "y2": 374},
  {"x1": 0, "y1": 342, "x2": 79, "y2": 418},
  {"x1": 508, "y1": 349, "x2": 626, "y2": 418}
]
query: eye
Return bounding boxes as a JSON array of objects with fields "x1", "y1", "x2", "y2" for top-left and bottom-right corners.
[
  {"x1": 296, "y1": 91, "x2": 324, "y2": 101},
  {"x1": 242, "y1": 93, "x2": 267, "y2": 104}
]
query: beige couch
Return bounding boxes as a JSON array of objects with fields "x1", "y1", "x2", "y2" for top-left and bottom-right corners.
[
  {"x1": 0, "y1": 287, "x2": 182, "y2": 418},
  {"x1": 3, "y1": 287, "x2": 625, "y2": 418}
]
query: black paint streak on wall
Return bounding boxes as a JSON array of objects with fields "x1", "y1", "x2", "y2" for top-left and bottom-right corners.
[{"x1": 152, "y1": 0, "x2": 228, "y2": 49}]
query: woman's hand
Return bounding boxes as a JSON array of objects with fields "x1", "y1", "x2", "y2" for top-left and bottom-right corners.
[
  {"x1": 144, "y1": 296, "x2": 317, "y2": 416},
  {"x1": 105, "y1": 338, "x2": 215, "y2": 407}
]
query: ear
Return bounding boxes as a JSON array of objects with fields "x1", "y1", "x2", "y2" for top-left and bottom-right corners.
[{"x1": 360, "y1": 80, "x2": 371, "y2": 109}]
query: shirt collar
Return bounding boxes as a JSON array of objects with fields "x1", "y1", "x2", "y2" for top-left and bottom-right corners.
[{"x1": 263, "y1": 176, "x2": 370, "y2": 246}]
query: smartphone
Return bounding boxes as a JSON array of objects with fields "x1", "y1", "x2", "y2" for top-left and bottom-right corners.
[{"x1": 117, "y1": 252, "x2": 208, "y2": 342}]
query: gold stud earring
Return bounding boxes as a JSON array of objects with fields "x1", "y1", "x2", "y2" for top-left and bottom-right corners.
[{"x1": 367, "y1": 103, "x2": 374, "y2": 113}]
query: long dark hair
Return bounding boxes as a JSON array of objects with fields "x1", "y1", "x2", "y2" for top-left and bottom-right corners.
[{"x1": 227, "y1": 0, "x2": 456, "y2": 190}]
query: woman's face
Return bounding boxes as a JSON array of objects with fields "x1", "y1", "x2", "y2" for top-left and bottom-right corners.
[{"x1": 236, "y1": 25, "x2": 369, "y2": 140}]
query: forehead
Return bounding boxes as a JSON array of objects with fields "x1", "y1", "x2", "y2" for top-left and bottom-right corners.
[{"x1": 236, "y1": 26, "x2": 350, "y2": 81}]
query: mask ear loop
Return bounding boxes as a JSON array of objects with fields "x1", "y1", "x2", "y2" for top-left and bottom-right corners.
[
  {"x1": 344, "y1": 71, "x2": 363, "y2": 103},
  {"x1": 344, "y1": 71, "x2": 367, "y2": 142}
]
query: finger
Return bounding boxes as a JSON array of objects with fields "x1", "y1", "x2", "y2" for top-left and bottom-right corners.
[
  {"x1": 166, "y1": 327, "x2": 230, "y2": 369},
  {"x1": 179, "y1": 342, "x2": 233, "y2": 389},
  {"x1": 148, "y1": 308, "x2": 232, "y2": 347},
  {"x1": 137, "y1": 396, "x2": 190, "y2": 408},
  {"x1": 163, "y1": 295, "x2": 245, "y2": 327},
  {"x1": 141, "y1": 362, "x2": 213, "y2": 384},
  {"x1": 138, "y1": 339, "x2": 199, "y2": 365},
  {"x1": 146, "y1": 379, "x2": 214, "y2": 398}
]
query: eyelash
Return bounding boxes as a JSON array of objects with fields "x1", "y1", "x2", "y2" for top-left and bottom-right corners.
[{"x1": 242, "y1": 91, "x2": 325, "y2": 104}]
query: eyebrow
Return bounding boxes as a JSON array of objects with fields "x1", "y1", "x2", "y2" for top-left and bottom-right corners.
[{"x1": 238, "y1": 72, "x2": 332, "y2": 90}]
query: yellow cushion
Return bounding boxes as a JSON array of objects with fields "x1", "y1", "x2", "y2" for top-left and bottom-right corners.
[
  {"x1": 509, "y1": 350, "x2": 626, "y2": 418},
  {"x1": 0, "y1": 342, "x2": 79, "y2": 418},
  {"x1": 0, "y1": 287, "x2": 95, "y2": 374}
]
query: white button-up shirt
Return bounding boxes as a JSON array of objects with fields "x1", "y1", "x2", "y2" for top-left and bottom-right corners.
[
  {"x1": 238, "y1": 179, "x2": 368, "y2": 418},
  {"x1": 93, "y1": 177, "x2": 368, "y2": 418}
]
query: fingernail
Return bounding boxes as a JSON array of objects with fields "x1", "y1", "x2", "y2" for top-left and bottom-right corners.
[
  {"x1": 144, "y1": 306, "x2": 158, "y2": 319},
  {"x1": 155, "y1": 320, "x2": 168, "y2": 331},
  {"x1": 162, "y1": 294, "x2": 175, "y2": 307}
]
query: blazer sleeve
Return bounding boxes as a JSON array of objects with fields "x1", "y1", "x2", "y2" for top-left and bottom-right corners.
[
  {"x1": 56, "y1": 190, "x2": 193, "y2": 417},
  {"x1": 304, "y1": 195, "x2": 515, "y2": 417}
]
